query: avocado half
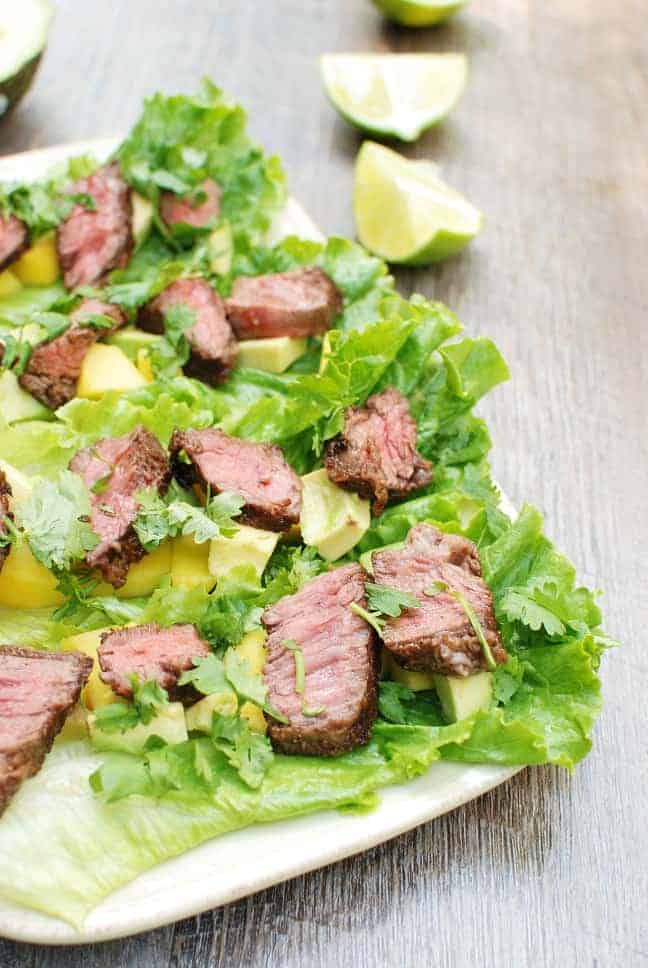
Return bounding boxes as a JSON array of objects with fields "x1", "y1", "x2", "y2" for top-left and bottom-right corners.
[{"x1": 0, "y1": 0, "x2": 54, "y2": 119}]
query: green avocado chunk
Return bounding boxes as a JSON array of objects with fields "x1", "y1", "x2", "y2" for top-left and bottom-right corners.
[
  {"x1": 433, "y1": 671, "x2": 493, "y2": 723},
  {"x1": 237, "y1": 335, "x2": 308, "y2": 374},
  {"x1": 300, "y1": 468, "x2": 370, "y2": 561},
  {"x1": 87, "y1": 702, "x2": 188, "y2": 755}
]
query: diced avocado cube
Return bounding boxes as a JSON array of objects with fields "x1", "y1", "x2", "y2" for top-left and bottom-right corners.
[
  {"x1": 132, "y1": 192, "x2": 154, "y2": 248},
  {"x1": 0, "y1": 369, "x2": 50, "y2": 423},
  {"x1": 386, "y1": 653, "x2": 437, "y2": 692},
  {"x1": 237, "y1": 336, "x2": 308, "y2": 374},
  {"x1": 113, "y1": 541, "x2": 173, "y2": 599},
  {"x1": 107, "y1": 326, "x2": 163, "y2": 361},
  {"x1": 185, "y1": 691, "x2": 238, "y2": 733},
  {"x1": 208, "y1": 222, "x2": 233, "y2": 275},
  {"x1": 88, "y1": 702, "x2": 188, "y2": 754},
  {"x1": 208, "y1": 524, "x2": 279, "y2": 581},
  {"x1": 300, "y1": 468, "x2": 370, "y2": 561},
  {"x1": 433, "y1": 671, "x2": 493, "y2": 723}
]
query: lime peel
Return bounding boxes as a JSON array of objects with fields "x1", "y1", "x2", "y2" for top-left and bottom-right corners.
[{"x1": 370, "y1": 0, "x2": 470, "y2": 28}]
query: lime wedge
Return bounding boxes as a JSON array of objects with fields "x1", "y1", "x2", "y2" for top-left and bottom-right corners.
[
  {"x1": 320, "y1": 53, "x2": 467, "y2": 142},
  {"x1": 354, "y1": 141, "x2": 482, "y2": 265},
  {"x1": 370, "y1": 0, "x2": 469, "y2": 27}
]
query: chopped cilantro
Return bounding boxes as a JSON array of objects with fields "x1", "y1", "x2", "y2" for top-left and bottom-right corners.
[{"x1": 93, "y1": 677, "x2": 170, "y2": 735}]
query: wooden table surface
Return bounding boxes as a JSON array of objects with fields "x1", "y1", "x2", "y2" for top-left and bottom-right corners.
[{"x1": 1, "y1": 1, "x2": 645, "y2": 965}]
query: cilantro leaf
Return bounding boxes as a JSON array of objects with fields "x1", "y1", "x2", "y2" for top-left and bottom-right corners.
[
  {"x1": 15, "y1": 471, "x2": 98, "y2": 571},
  {"x1": 133, "y1": 487, "x2": 243, "y2": 551},
  {"x1": 210, "y1": 713, "x2": 274, "y2": 789},
  {"x1": 365, "y1": 583, "x2": 420, "y2": 617},
  {"x1": 162, "y1": 304, "x2": 196, "y2": 365},
  {"x1": 178, "y1": 653, "x2": 229, "y2": 696},
  {"x1": 378, "y1": 681, "x2": 417, "y2": 724},
  {"x1": 93, "y1": 677, "x2": 170, "y2": 735}
]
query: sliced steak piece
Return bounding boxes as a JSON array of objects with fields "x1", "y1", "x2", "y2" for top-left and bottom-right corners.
[
  {"x1": 170, "y1": 427, "x2": 301, "y2": 532},
  {"x1": 0, "y1": 212, "x2": 28, "y2": 271},
  {"x1": 139, "y1": 278, "x2": 237, "y2": 384},
  {"x1": 19, "y1": 297, "x2": 126, "y2": 409},
  {"x1": 225, "y1": 266, "x2": 343, "y2": 340},
  {"x1": 0, "y1": 471, "x2": 13, "y2": 574},
  {"x1": 57, "y1": 162, "x2": 133, "y2": 290},
  {"x1": 97, "y1": 623, "x2": 210, "y2": 703},
  {"x1": 159, "y1": 178, "x2": 221, "y2": 229},
  {"x1": 371, "y1": 523, "x2": 507, "y2": 676},
  {"x1": 70, "y1": 425, "x2": 171, "y2": 587},
  {"x1": 0, "y1": 647, "x2": 92, "y2": 815},
  {"x1": 324, "y1": 387, "x2": 432, "y2": 515},
  {"x1": 19, "y1": 326, "x2": 99, "y2": 410},
  {"x1": 262, "y1": 564, "x2": 378, "y2": 756},
  {"x1": 69, "y1": 296, "x2": 127, "y2": 330}
]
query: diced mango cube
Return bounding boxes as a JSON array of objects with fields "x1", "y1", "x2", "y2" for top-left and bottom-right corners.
[
  {"x1": 77, "y1": 344, "x2": 147, "y2": 399},
  {"x1": 170, "y1": 534, "x2": 213, "y2": 590},
  {"x1": 0, "y1": 269, "x2": 22, "y2": 297},
  {"x1": 13, "y1": 233, "x2": 60, "y2": 286},
  {"x1": 61, "y1": 627, "x2": 117, "y2": 711},
  {"x1": 0, "y1": 540, "x2": 63, "y2": 608}
]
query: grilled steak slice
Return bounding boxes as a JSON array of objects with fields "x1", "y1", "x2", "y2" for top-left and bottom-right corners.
[
  {"x1": 69, "y1": 296, "x2": 126, "y2": 330},
  {"x1": 0, "y1": 471, "x2": 13, "y2": 574},
  {"x1": 0, "y1": 647, "x2": 92, "y2": 815},
  {"x1": 57, "y1": 162, "x2": 133, "y2": 290},
  {"x1": 18, "y1": 297, "x2": 126, "y2": 409},
  {"x1": 324, "y1": 387, "x2": 432, "y2": 515},
  {"x1": 170, "y1": 428, "x2": 302, "y2": 532},
  {"x1": 160, "y1": 178, "x2": 221, "y2": 229},
  {"x1": 0, "y1": 212, "x2": 28, "y2": 271},
  {"x1": 262, "y1": 564, "x2": 378, "y2": 756},
  {"x1": 372, "y1": 524, "x2": 507, "y2": 676},
  {"x1": 19, "y1": 326, "x2": 99, "y2": 410},
  {"x1": 98, "y1": 623, "x2": 210, "y2": 703},
  {"x1": 70, "y1": 425, "x2": 171, "y2": 587},
  {"x1": 139, "y1": 278, "x2": 237, "y2": 384},
  {"x1": 225, "y1": 266, "x2": 343, "y2": 340}
]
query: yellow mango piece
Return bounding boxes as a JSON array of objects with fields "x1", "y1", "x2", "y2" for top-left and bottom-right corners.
[
  {"x1": 77, "y1": 344, "x2": 147, "y2": 399},
  {"x1": 113, "y1": 541, "x2": 172, "y2": 598},
  {"x1": 239, "y1": 700, "x2": 267, "y2": 733},
  {"x1": 170, "y1": 535, "x2": 213, "y2": 590},
  {"x1": 0, "y1": 269, "x2": 22, "y2": 297},
  {"x1": 0, "y1": 540, "x2": 63, "y2": 608},
  {"x1": 13, "y1": 233, "x2": 60, "y2": 286},
  {"x1": 385, "y1": 653, "x2": 436, "y2": 692},
  {"x1": 234, "y1": 628, "x2": 267, "y2": 675},
  {"x1": 136, "y1": 348, "x2": 154, "y2": 382},
  {"x1": 61, "y1": 627, "x2": 118, "y2": 711}
]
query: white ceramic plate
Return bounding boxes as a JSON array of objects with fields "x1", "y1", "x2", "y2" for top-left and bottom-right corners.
[{"x1": 0, "y1": 141, "x2": 520, "y2": 945}]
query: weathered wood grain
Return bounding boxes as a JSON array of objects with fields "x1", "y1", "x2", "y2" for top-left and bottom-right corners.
[{"x1": 0, "y1": 0, "x2": 646, "y2": 964}]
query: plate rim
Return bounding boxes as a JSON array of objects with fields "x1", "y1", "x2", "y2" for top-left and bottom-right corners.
[{"x1": 0, "y1": 138, "x2": 521, "y2": 945}]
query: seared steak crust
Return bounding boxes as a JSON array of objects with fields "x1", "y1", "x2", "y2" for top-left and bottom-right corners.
[
  {"x1": 262, "y1": 564, "x2": 378, "y2": 756},
  {"x1": 57, "y1": 162, "x2": 133, "y2": 290},
  {"x1": 160, "y1": 178, "x2": 221, "y2": 229},
  {"x1": 170, "y1": 427, "x2": 302, "y2": 532},
  {"x1": 0, "y1": 647, "x2": 92, "y2": 815},
  {"x1": 324, "y1": 387, "x2": 432, "y2": 515},
  {"x1": 139, "y1": 278, "x2": 238, "y2": 385},
  {"x1": 372, "y1": 524, "x2": 507, "y2": 676},
  {"x1": 70, "y1": 425, "x2": 171, "y2": 587},
  {"x1": 98, "y1": 623, "x2": 210, "y2": 703},
  {"x1": 225, "y1": 266, "x2": 343, "y2": 340},
  {"x1": 19, "y1": 325, "x2": 99, "y2": 409},
  {"x1": 0, "y1": 471, "x2": 13, "y2": 574},
  {"x1": 0, "y1": 213, "x2": 28, "y2": 271}
]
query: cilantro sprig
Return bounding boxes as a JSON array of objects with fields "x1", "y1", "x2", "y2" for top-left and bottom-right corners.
[
  {"x1": 14, "y1": 471, "x2": 98, "y2": 572},
  {"x1": 133, "y1": 486, "x2": 243, "y2": 551},
  {"x1": 93, "y1": 677, "x2": 170, "y2": 734},
  {"x1": 179, "y1": 649, "x2": 287, "y2": 723}
]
